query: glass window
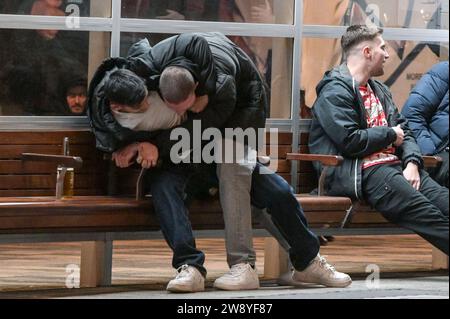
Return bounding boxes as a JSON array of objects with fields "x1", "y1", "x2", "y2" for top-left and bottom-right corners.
[
  {"x1": 0, "y1": 0, "x2": 110, "y2": 17},
  {"x1": 0, "y1": 29, "x2": 110, "y2": 116},
  {"x1": 120, "y1": 32, "x2": 293, "y2": 119},
  {"x1": 304, "y1": 0, "x2": 448, "y2": 30},
  {"x1": 300, "y1": 37, "x2": 448, "y2": 117},
  {"x1": 121, "y1": 0, "x2": 294, "y2": 25}
]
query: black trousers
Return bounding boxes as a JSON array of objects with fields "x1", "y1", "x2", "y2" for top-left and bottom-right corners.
[{"x1": 362, "y1": 164, "x2": 449, "y2": 255}]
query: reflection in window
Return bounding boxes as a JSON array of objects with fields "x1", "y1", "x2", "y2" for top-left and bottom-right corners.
[
  {"x1": 121, "y1": 0, "x2": 294, "y2": 24},
  {"x1": 304, "y1": 0, "x2": 448, "y2": 30},
  {"x1": 0, "y1": 0, "x2": 110, "y2": 17},
  {"x1": 300, "y1": 37, "x2": 448, "y2": 116},
  {"x1": 120, "y1": 33, "x2": 292, "y2": 119}
]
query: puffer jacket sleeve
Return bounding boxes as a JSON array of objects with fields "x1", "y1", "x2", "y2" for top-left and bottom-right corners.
[
  {"x1": 402, "y1": 62, "x2": 449, "y2": 155},
  {"x1": 150, "y1": 33, "x2": 217, "y2": 97},
  {"x1": 312, "y1": 82, "x2": 397, "y2": 158},
  {"x1": 151, "y1": 74, "x2": 237, "y2": 160}
]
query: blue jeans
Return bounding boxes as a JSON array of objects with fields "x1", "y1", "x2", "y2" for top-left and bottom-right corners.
[{"x1": 146, "y1": 165, "x2": 207, "y2": 276}]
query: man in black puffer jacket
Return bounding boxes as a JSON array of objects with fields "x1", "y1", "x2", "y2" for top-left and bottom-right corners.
[{"x1": 309, "y1": 25, "x2": 448, "y2": 256}]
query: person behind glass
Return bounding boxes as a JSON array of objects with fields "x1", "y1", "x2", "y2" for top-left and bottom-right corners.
[
  {"x1": 65, "y1": 77, "x2": 87, "y2": 115},
  {"x1": 4, "y1": 0, "x2": 75, "y2": 115},
  {"x1": 136, "y1": 32, "x2": 352, "y2": 292},
  {"x1": 309, "y1": 25, "x2": 449, "y2": 256},
  {"x1": 402, "y1": 61, "x2": 449, "y2": 188}
]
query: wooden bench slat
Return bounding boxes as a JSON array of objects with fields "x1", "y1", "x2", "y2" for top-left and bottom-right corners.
[
  {"x1": 0, "y1": 131, "x2": 95, "y2": 145},
  {"x1": 0, "y1": 145, "x2": 100, "y2": 160}
]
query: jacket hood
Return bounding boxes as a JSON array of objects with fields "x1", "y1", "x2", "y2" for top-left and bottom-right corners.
[{"x1": 316, "y1": 64, "x2": 357, "y2": 97}]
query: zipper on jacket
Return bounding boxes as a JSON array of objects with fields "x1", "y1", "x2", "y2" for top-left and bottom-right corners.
[{"x1": 354, "y1": 158, "x2": 361, "y2": 200}]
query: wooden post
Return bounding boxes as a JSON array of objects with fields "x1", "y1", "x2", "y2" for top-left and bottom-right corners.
[
  {"x1": 80, "y1": 240, "x2": 113, "y2": 288},
  {"x1": 432, "y1": 247, "x2": 449, "y2": 270},
  {"x1": 263, "y1": 237, "x2": 289, "y2": 279}
]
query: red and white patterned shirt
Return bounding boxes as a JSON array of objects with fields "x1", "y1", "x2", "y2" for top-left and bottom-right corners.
[{"x1": 359, "y1": 84, "x2": 400, "y2": 169}]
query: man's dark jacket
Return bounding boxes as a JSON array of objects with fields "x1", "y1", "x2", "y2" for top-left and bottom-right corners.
[
  {"x1": 309, "y1": 64, "x2": 423, "y2": 200},
  {"x1": 87, "y1": 32, "x2": 267, "y2": 159},
  {"x1": 401, "y1": 61, "x2": 449, "y2": 155}
]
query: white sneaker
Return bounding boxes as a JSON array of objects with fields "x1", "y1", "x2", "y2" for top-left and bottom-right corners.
[
  {"x1": 213, "y1": 263, "x2": 260, "y2": 291},
  {"x1": 166, "y1": 265, "x2": 205, "y2": 293},
  {"x1": 292, "y1": 254, "x2": 352, "y2": 288}
]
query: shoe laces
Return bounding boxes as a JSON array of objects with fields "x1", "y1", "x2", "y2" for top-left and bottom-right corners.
[
  {"x1": 317, "y1": 255, "x2": 337, "y2": 273},
  {"x1": 228, "y1": 263, "x2": 251, "y2": 277},
  {"x1": 175, "y1": 264, "x2": 191, "y2": 279}
]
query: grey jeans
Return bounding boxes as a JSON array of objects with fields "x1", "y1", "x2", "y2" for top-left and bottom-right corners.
[{"x1": 216, "y1": 139, "x2": 290, "y2": 268}]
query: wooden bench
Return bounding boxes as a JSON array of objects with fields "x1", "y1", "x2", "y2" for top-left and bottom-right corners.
[{"x1": 0, "y1": 130, "x2": 354, "y2": 287}]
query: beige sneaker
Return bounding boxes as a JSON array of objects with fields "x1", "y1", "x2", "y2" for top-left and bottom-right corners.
[
  {"x1": 214, "y1": 263, "x2": 260, "y2": 291},
  {"x1": 166, "y1": 265, "x2": 205, "y2": 293},
  {"x1": 292, "y1": 254, "x2": 352, "y2": 288}
]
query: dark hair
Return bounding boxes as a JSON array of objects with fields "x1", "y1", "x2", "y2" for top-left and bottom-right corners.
[
  {"x1": 341, "y1": 25, "x2": 384, "y2": 59},
  {"x1": 103, "y1": 69, "x2": 147, "y2": 106},
  {"x1": 159, "y1": 66, "x2": 196, "y2": 104}
]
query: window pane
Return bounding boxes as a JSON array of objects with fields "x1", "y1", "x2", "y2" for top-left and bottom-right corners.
[
  {"x1": 0, "y1": 29, "x2": 110, "y2": 116},
  {"x1": 300, "y1": 38, "x2": 448, "y2": 118},
  {"x1": 304, "y1": 0, "x2": 448, "y2": 30},
  {"x1": 121, "y1": 0, "x2": 294, "y2": 24},
  {"x1": 0, "y1": 0, "x2": 111, "y2": 18},
  {"x1": 120, "y1": 33, "x2": 292, "y2": 119}
]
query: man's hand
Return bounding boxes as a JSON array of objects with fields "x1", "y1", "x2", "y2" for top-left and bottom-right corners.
[
  {"x1": 112, "y1": 143, "x2": 139, "y2": 168},
  {"x1": 189, "y1": 95, "x2": 209, "y2": 113},
  {"x1": 156, "y1": 9, "x2": 185, "y2": 20},
  {"x1": 392, "y1": 124, "x2": 405, "y2": 147},
  {"x1": 137, "y1": 142, "x2": 159, "y2": 168},
  {"x1": 403, "y1": 162, "x2": 421, "y2": 190}
]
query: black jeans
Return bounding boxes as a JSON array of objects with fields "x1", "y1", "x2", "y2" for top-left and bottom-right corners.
[
  {"x1": 146, "y1": 163, "x2": 320, "y2": 275},
  {"x1": 362, "y1": 164, "x2": 449, "y2": 255}
]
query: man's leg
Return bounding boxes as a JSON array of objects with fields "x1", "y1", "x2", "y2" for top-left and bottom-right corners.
[
  {"x1": 363, "y1": 164, "x2": 449, "y2": 255},
  {"x1": 217, "y1": 161, "x2": 256, "y2": 268},
  {"x1": 250, "y1": 163, "x2": 352, "y2": 287},
  {"x1": 147, "y1": 166, "x2": 206, "y2": 292},
  {"x1": 250, "y1": 163, "x2": 319, "y2": 270}
]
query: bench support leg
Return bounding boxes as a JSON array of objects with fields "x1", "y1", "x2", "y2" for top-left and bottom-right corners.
[
  {"x1": 80, "y1": 240, "x2": 113, "y2": 288},
  {"x1": 263, "y1": 237, "x2": 288, "y2": 279},
  {"x1": 432, "y1": 247, "x2": 449, "y2": 270}
]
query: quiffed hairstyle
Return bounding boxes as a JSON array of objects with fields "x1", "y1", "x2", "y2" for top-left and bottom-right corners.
[
  {"x1": 159, "y1": 66, "x2": 196, "y2": 104},
  {"x1": 341, "y1": 25, "x2": 384, "y2": 59},
  {"x1": 103, "y1": 69, "x2": 147, "y2": 107}
]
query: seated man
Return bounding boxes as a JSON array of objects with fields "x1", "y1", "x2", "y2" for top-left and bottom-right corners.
[
  {"x1": 402, "y1": 61, "x2": 449, "y2": 188},
  {"x1": 88, "y1": 34, "x2": 351, "y2": 293},
  {"x1": 309, "y1": 25, "x2": 449, "y2": 256}
]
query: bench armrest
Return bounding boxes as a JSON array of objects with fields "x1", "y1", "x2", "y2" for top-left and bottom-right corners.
[
  {"x1": 422, "y1": 155, "x2": 442, "y2": 168},
  {"x1": 287, "y1": 153, "x2": 344, "y2": 166},
  {"x1": 22, "y1": 153, "x2": 83, "y2": 169}
]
